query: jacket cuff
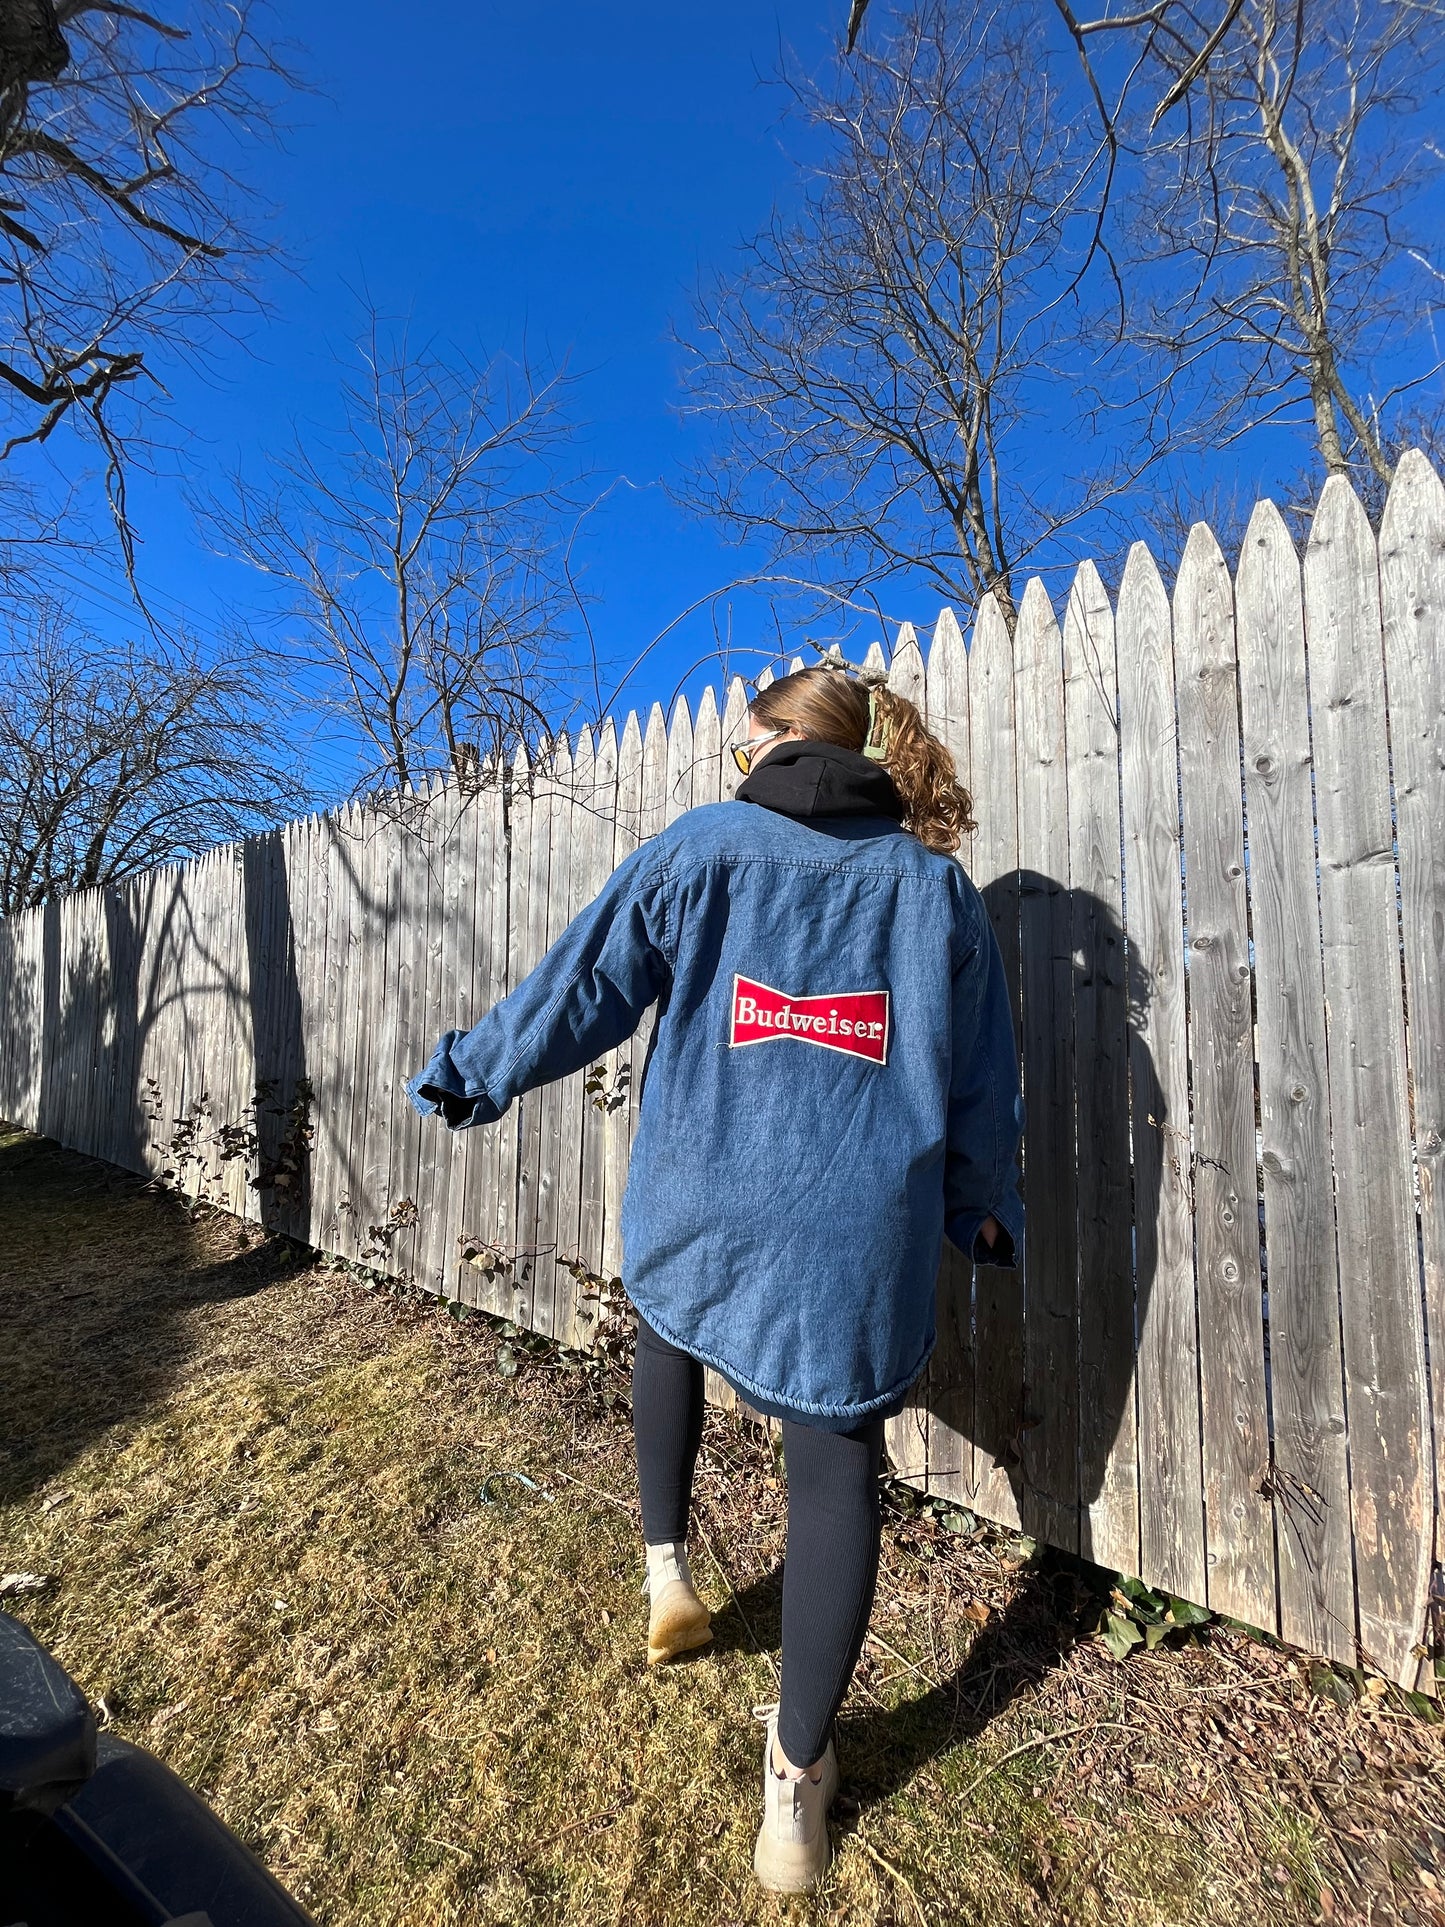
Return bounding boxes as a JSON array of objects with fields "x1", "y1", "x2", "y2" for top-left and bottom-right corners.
[
  {"x1": 947, "y1": 1200, "x2": 1024, "y2": 1270},
  {"x1": 404, "y1": 1033, "x2": 506, "y2": 1132}
]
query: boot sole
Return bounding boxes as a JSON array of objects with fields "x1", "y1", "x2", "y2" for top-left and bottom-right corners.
[
  {"x1": 646, "y1": 1596, "x2": 713, "y2": 1665},
  {"x1": 752, "y1": 1834, "x2": 832, "y2": 1892}
]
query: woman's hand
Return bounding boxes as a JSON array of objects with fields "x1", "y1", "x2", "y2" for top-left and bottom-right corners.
[{"x1": 979, "y1": 1215, "x2": 1000, "y2": 1248}]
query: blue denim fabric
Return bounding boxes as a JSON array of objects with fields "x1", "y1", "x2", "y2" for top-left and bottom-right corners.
[{"x1": 406, "y1": 800, "x2": 1026, "y2": 1427}]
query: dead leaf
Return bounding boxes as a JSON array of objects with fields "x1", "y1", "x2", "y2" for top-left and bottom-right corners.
[{"x1": 0, "y1": 1573, "x2": 50, "y2": 1596}]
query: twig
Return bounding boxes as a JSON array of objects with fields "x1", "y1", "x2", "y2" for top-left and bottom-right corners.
[
  {"x1": 955, "y1": 1717, "x2": 1117, "y2": 1804},
  {"x1": 854, "y1": 1832, "x2": 929, "y2": 1923},
  {"x1": 422, "y1": 1834, "x2": 477, "y2": 1858},
  {"x1": 546, "y1": 1466, "x2": 636, "y2": 1516},
  {"x1": 865, "y1": 1629, "x2": 940, "y2": 1688},
  {"x1": 519, "y1": 1798, "x2": 630, "y2": 1861}
]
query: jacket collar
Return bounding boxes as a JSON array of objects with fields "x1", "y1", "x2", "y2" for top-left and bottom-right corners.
[{"x1": 736, "y1": 737, "x2": 906, "y2": 824}]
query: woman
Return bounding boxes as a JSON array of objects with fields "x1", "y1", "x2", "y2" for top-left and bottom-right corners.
[{"x1": 407, "y1": 664, "x2": 1025, "y2": 1893}]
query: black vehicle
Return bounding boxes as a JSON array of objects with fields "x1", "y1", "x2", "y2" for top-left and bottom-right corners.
[{"x1": 1, "y1": 1611, "x2": 314, "y2": 1927}]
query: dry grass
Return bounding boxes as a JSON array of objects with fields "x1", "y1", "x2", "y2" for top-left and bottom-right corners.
[{"x1": 2, "y1": 1125, "x2": 1441, "y2": 1927}]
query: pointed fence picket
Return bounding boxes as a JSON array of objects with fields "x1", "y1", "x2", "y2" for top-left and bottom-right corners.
[{"x1": 3, "y1": 463, "x2": 1443, "y2": 1688}]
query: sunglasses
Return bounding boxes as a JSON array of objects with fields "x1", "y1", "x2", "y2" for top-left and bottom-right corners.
[{"x1": 731, "y1": 728, "x2": 789, "y2": 776}]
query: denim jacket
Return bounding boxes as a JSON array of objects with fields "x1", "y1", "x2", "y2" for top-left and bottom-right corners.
[{"x1": 407, "y1": 770, "x2": 1026, "y2": 1428}]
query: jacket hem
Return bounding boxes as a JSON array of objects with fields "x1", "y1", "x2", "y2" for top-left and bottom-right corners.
[{"x1": 627, "y1": 1288, "x2": 936, "y2": 1428}]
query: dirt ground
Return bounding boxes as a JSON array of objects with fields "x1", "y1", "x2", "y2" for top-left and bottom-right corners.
[{"x1": 2, "y1": 1125, "x2": 1441, "y2": 1927}]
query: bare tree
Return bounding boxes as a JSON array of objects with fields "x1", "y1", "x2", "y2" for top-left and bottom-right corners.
[
  {"x1": 677, "y1": 0, "x2": 1146, "y2": 629},
  {"x1": 0, "y1": 1, "x2": 296, "y2": 565},
  {"x1": 208, "y1": 313, "x2": 584, "y2": 798},
  {"x1": 1053, "y1": 0, "x2": 1445, "y2": 503},
  {"x1": 0, "y1": 601, "x2": 304, "y2": 914}
]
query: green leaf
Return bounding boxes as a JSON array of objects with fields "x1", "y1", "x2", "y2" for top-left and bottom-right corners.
[
  {"x1": 1166, "y1": 1595, "x2": 1212, "y2": 1627},
  {"x1": 1101, "y1": 1610, "x2": 1143, "y2": 1660},
  {"x1": 495, "y1": 1344, "x2": 518, "y2": 1378},
  {"x1": 1143, "y1": 1619, "x2": 1171, "y2": 1649}
]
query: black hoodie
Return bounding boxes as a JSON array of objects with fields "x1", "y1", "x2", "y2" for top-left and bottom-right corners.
[{"x1": 735, "y1": 737, "x2": 906, "y2": 824}]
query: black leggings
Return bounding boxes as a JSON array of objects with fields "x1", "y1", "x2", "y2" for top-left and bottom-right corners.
[{"x1": 631, "y1": 1316, "x2": 883, "y2": 1769}]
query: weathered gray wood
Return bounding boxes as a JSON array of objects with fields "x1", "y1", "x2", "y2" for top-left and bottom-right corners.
[
  {"x1": 109, "y1": 871, "x2": 148, "y2": 1180},
  {"x1": 553, "y1": 731, "x2": 595, "y2": 1345},
  {"x1": 509, "y1": 756, "x2": 542, "y2": 1309},
  {"x1": 721, "y1": 676, "x2": 750, "y2": 801},
  {"x1": 274, "y1": 817, "x2": 311, "y2": 1238},
  {"x1": 1378, "y1": 450, "x2": 1445, "y2": 1693},
  {"x1": 1117, "y1": 540, "x2": 1206, "y2": 1604},
  {"x1": 967, "y1": 592, "x2": 1025, "y2": 1533},
  {"x1": 182, "y1": 856, "x2": 215, "y2": 1202},
  {"x1": 1305, "y1": 477, "x2": 1430, "y2": 1685},
  {"x1": 926, "y1": 609, "x2": 969, "y2": 777},
  {"x1": 1236, "y1": 499, "x2": 1354, "y2": 1665},
  {"x1": 692, "y1": 685, "x2": 721, "y2": 816},
  {"x1": 1064, "y1": 560, "x2": 1139, "y2": 1580},
  {"x1": 510, "y1": 747, "x2": 550, "y2": 1327},
  {"x1": 1175, "y1": 524, "x2": 1276, "y2": 1623},
  {"x1": 51, "y1": 890, "x2": 75, "y2": 1153},
  {"x1": 356, "y1": 812, "x2": 402, "y2": 1260},
  {"x1": 157, "y1": 864, "x2": 192, "y2": 1195},
  {"x1": 1015, "y1": 577, "x2": 1080, "y2": 1554},
  {"x1": 602, "y1": 712, "x2": 645, "y2": 1285},
  {"x1": 299, "y1": 816, "x2": 332, "y2": 1246},
  {"x1": 921, "y1": 606, "x2": 974, "y2": 1506},
  {"x1": 532, "y1": 739, "x2": 575, "y2": 1341},
  {"x1": 882, "y1": 625, "x2": 931, "y2": 1482},
  {"x1": 414, "y1": 784, "x2": 464, "y2": 1296},
  {"x1": 460, "y1": 770, "x2": 514, "y2": 1317},
  {"x1": 379, "y1": 798, "x2": 425, "y2": 1275},
  {"x1": 888, "y1": 623, "x2": 925, "y2": 708},
  {"x1": 631, "y1": 705, "x2": 669, "y2": 1183},
  {"x1": 329, "y1": 807, "x2": 371, "y2": 1262},
  {"x1": 127, "y1": 868, "x2": 163, "y2": 1184},
  {"x1": 574, "y1": 726, "x2": 619, "y2": 1318},
  {"x1": 444, "y1": 777, "x2": 488, "y2": 1309},
  {"x1": 307, "y1": 814, "x2": 345, "y2": 1244},
  {"x1": 665, "y1": 695, "x2": 693, "y2": 827}
]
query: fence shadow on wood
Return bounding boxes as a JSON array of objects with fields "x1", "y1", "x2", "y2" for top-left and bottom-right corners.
[{"x1": 915, "y1": 871, "x2": 1164, "y2": 1584}]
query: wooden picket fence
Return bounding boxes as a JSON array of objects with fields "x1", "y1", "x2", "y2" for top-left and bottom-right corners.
[{"x1": 2, "y1": 455, "x2": 1442, "y2": 1691}]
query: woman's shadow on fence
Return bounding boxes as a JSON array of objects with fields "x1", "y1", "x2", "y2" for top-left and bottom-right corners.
[{"x1": 712, "y1": 868, "x2": 1165, "y2": 1811}]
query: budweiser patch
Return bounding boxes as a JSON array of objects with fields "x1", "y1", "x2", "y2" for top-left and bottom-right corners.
[{"x1": 729, "y1": 974, "x2": 890, "y2": 1065}]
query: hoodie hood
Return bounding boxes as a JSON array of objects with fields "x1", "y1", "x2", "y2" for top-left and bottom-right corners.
[{"x1": 735, "y1": 737, "x2": 906, "y2": 824}]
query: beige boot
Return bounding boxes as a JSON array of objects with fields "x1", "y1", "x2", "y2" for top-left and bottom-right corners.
[
  {"x1": 643, "y1": 1541, "x2": 711, "y2": 1665},
  {"x1": 751, "y1": 1702, "x2": 839, "y2": 1892}
]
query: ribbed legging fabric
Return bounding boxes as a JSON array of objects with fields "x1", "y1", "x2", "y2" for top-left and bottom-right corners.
[{"x1": 631, "y1": 1316, "x2": 883, "y2": 1768}]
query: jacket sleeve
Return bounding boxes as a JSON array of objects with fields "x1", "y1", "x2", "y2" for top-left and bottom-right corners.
[
  {"x1": 405, "y1": 838, "x2": 672, "y2": 1132},
  {"x1": 943, "y1": 897, "x2": 1026, "y2": 1269}
]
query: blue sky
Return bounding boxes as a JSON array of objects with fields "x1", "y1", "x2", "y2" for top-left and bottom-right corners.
[
  {"x1": 60, "y1": 0, "x2": 860, "y2": 789},
  {"x1": 48, "y1": 0, "x2": 1444, "y2": 798}
]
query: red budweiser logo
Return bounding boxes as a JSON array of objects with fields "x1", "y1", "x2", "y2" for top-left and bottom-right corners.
[{"x1": 729, "y1": 974, "x2": 890, "y2": 1065}]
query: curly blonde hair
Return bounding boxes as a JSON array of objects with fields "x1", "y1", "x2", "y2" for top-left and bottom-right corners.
[{"x1": 748, "y1": 665, "x2": 976, "y2": 855}]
